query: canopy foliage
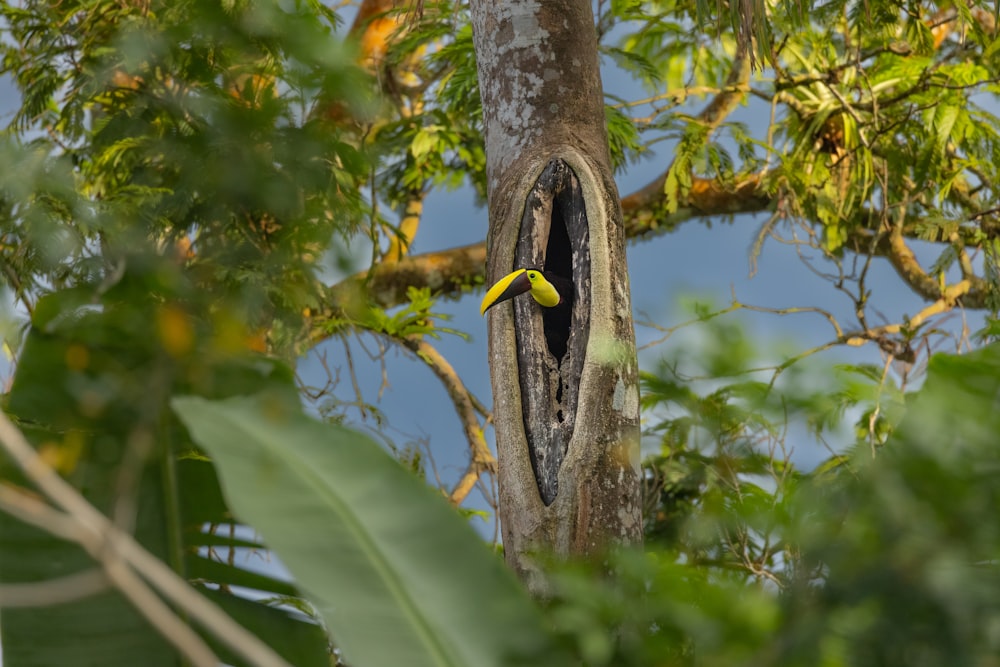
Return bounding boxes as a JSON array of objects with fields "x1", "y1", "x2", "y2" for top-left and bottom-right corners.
[{"x1": 1, "y1": 0, "x2": 999, "y2": 665}]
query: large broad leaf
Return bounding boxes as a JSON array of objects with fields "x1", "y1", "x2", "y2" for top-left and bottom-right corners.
[
  {"x1": 0, "y1": 281, "x2": 329, "y2": 667},
  {"x1": 0, "y1": 461, "x2": 179, "y2": 667},
  {"x1": 173, "y1": 392, "x2": 561, "y2": 667}
]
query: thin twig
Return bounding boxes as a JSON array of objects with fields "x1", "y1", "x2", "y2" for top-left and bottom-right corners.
[
  {"x1": 399, "y1": 335, "x2": 497, "y2": 506},
  {"x1": 0, "y1": 568, "x2": 109, "y2": 608}
]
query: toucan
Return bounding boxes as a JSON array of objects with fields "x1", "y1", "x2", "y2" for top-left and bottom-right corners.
[{"x1": 480, "y1": 268, "x2": 574, "y2": 359}]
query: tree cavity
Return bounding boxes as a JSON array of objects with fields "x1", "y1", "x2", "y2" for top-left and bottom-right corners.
[{"x1": 512, "y1": 158, "x2": 591, "y2": 505}]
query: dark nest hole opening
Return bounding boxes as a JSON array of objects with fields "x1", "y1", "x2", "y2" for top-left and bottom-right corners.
[
  {"x1": 542, "y1": 200, "x2": 573, "y2": 364},
  {"x1": 513, "y1": 158, "x2": 591, "y2": 506}
]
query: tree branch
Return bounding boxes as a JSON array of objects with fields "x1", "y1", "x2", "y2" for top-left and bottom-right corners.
[
  {"x1": 310, "y1": 196, "x2": 995, "y2": 348},
  {"x1": 398, "y1": 334, "x2": 497, "y2": 506},
  {"x1": 0, "y1": 567, "x2": 109, "y2": 607},
  {"x1": 840, "y1": 279, "x2": 973, "y2": 347},
  {"x1": 313, "y1": 241, "x2": 487, "y2": 334},
  {"x1": 621, "y1": 44, "x2": 765, "y2": 239},
  {"x1": 844, "y1": 225, "x2": 990, "y2": 308}
]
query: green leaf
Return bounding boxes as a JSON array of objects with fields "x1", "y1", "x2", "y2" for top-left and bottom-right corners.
[
  {"x1": 172, "y1": 392, "x2": 562, "y2": 667},
  {"x1": 410, "y1": 126, "x2": 443, "y2": 159},
  {"x1": 931, "y1": 104, "x2": 960, "y2": 149},
  {"x1": 198, "y1": 588, "x2": 330, "y2": 667},
  {"x1": 0, "y1": 476, "x2": 179, "y2": 667},
  {"x1": 605, "y1": 104, "x2": 644, "y2": 173},
  {"x1": 0, "y1": 276, "x2": 315, "y2": 667},
  {"x1": 664, "y1": 166, "x2": 681, "y2": 214}
]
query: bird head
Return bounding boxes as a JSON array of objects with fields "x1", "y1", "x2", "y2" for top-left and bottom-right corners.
[{"x1": 480, "y1": 268, "x2": 562, "y2": 315}]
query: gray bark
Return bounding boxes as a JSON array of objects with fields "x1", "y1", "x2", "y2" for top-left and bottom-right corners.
[{"x1": 472, "y1": 0, "x2": 642, "y2": 589}]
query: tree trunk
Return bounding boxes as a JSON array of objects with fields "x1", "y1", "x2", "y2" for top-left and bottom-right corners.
[{"x1": 471, "y1": 0, "x2": 642, "y2": 589}]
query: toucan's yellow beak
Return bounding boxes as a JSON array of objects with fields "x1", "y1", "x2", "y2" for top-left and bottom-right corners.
[{"x1": 480, "y1": 269, "x2": 531, "y2": 316}]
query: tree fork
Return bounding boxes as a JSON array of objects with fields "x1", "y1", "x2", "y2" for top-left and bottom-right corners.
[{"x1": 472, "y1": 0, "x2": 641, "y2": 587}]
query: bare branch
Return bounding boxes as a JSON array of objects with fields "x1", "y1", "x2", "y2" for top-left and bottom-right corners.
[
  {"x1": 397, "y1": 334, "x2": 497, "y2": 506},
  {"x1": 0, "y1": 568, "x2": 109, "y2": 608},
  {"x1": 314, "y1": 241, "x2": 487, "y2": 330}
]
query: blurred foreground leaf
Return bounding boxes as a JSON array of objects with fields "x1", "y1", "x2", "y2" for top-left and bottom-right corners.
[
  {"x1": 0, "y1": 274, "x2": 326, "y2": 667},
  {"x1": 173, "y1": 392, "x2": 562, "y2": 667}
]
